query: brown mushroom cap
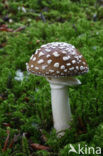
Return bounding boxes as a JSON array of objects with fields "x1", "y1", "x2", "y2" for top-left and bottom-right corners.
[{"x1": 26, "y1": 42, "x2": 89, "y2": 77}]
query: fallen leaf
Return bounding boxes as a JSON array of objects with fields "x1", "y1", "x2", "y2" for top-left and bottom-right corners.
[
  {"x1": 0, "y1": 25, "x2": 13, "y2": 32},
  {"x1": 2, "y1": 123, "x2": 11, "y2": 127},
  {"x1": 31, "y1": 143, "x2": 50, "y2": 151},
  {"x1": 24, "y1": 97, "x2": 29, "y2": 102}
]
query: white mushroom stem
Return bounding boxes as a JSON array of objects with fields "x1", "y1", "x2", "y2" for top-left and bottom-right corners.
[
  {"x1": 47, "y1": 77, "x2": 81, "y2": 136},
  {"x1": 50, "y1": 84, "x2": 71, "y2": 136}
]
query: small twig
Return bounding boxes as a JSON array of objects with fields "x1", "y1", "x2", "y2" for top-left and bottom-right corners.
[
  {"x1": 40, "y1": 12, "x2": 46, "y2": 22},
  {"x1": 77, "y1": 116, "x2": 86, "y2": 134},
  {"x1": 13, "y1": 26, "x2": 26, "y2": 33},
  {"x1": 40, "y1": 129, "x2": 48, "y2": 143},
  {"x1": 78, "y1": 116, "x2": 85, "y2": 129},
  {"x1": 8, "y1": 133, "x2": 20, "y2": 149},
  {"x1": 2, "y1": 128, "x2": 10, "y2": 152},
  {"x1": 72, "y1": 24, "x2": 77, "y2": 32},
  {"x1": 0, "y1": 25, "x2": 26, "y2": 33},
  {"x1": 0, "y1": 94, "x2": 4, "y2": 100}
]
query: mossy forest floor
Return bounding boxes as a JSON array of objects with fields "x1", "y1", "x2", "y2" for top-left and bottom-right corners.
[{"x1": 0, "y1": 0, "x2": 103, "y2": 155}]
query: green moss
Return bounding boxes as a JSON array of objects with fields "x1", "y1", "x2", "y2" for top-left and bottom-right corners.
[{"x1": 0, "y1": 0, "x2": 103, "y2": 155}]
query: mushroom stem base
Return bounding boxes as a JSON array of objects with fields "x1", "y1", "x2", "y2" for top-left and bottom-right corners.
[{"x1": 49, "y1": 83, "x2": 72, "y2": 136}]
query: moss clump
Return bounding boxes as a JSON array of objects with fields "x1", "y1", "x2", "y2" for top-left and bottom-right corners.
[{"x1": 0, "y1": 0, "x2": 103, "y2": 155}]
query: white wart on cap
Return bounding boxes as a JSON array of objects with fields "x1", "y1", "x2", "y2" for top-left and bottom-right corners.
[{"x1": 26, "y1": 42, "x2": 89, "y2": 77}]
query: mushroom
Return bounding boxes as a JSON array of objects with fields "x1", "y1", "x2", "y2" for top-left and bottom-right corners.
[{"x1": 26, "y1": 42, "x2": 89, "y2": 136}]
